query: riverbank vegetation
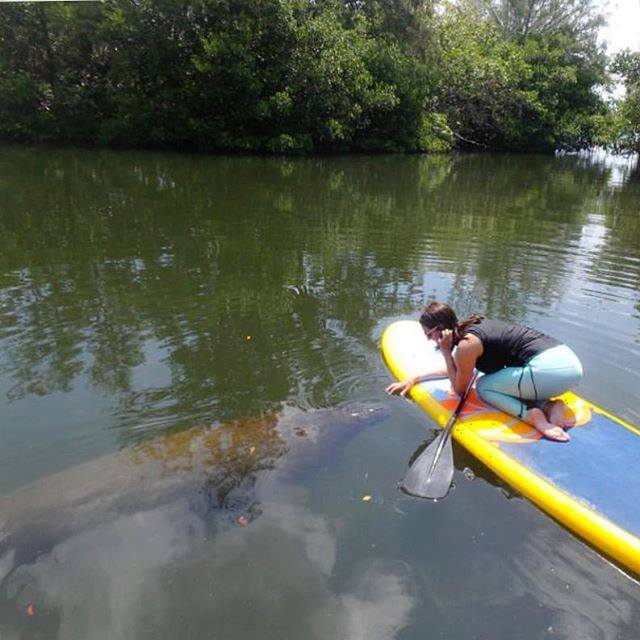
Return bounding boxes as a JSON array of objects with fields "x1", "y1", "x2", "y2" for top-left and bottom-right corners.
[
  {"x1": 0, "y1": 0, "x2": 637, "y2": 154},
  {"x1": 610, "y1": 50, "x2": 640, "y2": 153}
]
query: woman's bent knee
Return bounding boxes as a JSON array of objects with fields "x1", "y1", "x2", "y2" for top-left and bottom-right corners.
[{"x1": 476, "y1": 387, "x2": 526, "y2": 418}]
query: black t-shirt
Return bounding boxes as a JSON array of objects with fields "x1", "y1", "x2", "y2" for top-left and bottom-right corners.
[{"x1": 466, "y1": 318, "x2": 559, "y2": 374}]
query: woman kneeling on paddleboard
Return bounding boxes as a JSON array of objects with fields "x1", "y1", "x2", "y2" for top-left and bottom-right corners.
[{"x1": 386, "y1": 302, "x2": 583, "y2": 442}]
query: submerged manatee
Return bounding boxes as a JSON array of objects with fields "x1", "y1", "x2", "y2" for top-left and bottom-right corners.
[{"x1": 0, "y1": 402, "x2": 386, "y2": 571}]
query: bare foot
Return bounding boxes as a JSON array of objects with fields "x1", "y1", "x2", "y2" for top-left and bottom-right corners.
[
  {"x1": 544, "y1": 400, "x2": 573, "y2": 428},
  {"x1": 525, "y1": 408, "x2": 570, "y2": 442},
  {"x1": 535, "y1": 423, "x2": 570, "y2": 442}
]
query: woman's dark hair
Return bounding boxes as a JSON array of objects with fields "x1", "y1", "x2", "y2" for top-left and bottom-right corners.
[{"x1": 419, "y1": 302, "x2": 482, "y2": 345}]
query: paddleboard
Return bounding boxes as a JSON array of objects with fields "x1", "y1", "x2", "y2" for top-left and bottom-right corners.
[{"x1": 382, "y1": 320, "x2": 640, "y2": 576}]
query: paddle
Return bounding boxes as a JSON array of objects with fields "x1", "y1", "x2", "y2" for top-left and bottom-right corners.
[{"x1": 401, "y1": 372, "x2": 477, "y2": 499}]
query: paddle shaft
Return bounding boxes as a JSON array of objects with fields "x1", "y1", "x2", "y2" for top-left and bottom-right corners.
[{"x1": 426, "y1": 372, "x2": 477, "y2": 478}]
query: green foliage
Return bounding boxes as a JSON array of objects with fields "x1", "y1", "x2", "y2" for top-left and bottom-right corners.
[
  {"x1": 518, "y1": 33, "x2": 608, "y2": 151},
  {"x1": 283, "y1": 8, "x2": 385, "y2": 148},
  {"x1": 469, "y1": 0, "x2": 603, "y2": 40},
  {"x1": 417, "y1": 113, "x2": 454, "y2": 152},
  {"x1": 432, "y1": 8, "x2": 608, "y2": 151},
  {"x1": 0, "y1": 0, "x2": 621, "y2": 153},
  {"x1": 610, "y1": 50, "x2": 640, "y2": 153},
  {"x1": 434, "y1": 12, "x2": 529, "y2": 149},
  {"x1": 266, "y1": 133, "x2": 313, "y2": 154}
]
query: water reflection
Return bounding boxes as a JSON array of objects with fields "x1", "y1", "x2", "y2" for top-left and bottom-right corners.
[
  {"x1": 0, "y1": 404, "x2": 390, "y2": 638},
  {"x1": 415, "y1": 511, "x2": 639, "y2": 640},
  {"x1": 1, "y1": 497, "x2": 415, "y2": 640},
  {"x1": 1, "y1": 149, "x2": 639, "y2": 435}
]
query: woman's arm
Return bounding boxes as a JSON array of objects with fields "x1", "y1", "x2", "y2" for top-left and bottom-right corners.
[
  {"x1": 438, "y1": 331, "x2": 480, "y2": 395},
  {"x1": 386, "y1": 365, "x2": 448, "y2": 397}
]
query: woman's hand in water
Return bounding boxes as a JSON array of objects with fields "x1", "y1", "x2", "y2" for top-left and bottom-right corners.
[
  {"x1": 386, "y1": 379, "x2": 414, "y2": 397},
  {"x1": 437, "y1": 329, "x2": 454, "y2": 353}
]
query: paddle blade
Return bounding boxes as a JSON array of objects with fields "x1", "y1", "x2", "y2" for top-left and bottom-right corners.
[{"x1": 401, "y1": 432, "x2": 454, "y2": 499}]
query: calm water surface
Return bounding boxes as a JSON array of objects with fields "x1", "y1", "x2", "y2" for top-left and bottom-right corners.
[{"x1": 0, "y1": 145, "x2": 639, "y2": 639}]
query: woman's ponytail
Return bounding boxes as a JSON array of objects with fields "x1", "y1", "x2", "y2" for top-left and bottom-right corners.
[{"x1": 456, "y1": 314, "x2": 483, "y2": 342}]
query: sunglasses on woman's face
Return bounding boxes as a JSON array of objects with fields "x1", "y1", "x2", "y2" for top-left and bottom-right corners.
[{"x1": 423, "y1": 326, "x2": 440, "y2": 340}]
